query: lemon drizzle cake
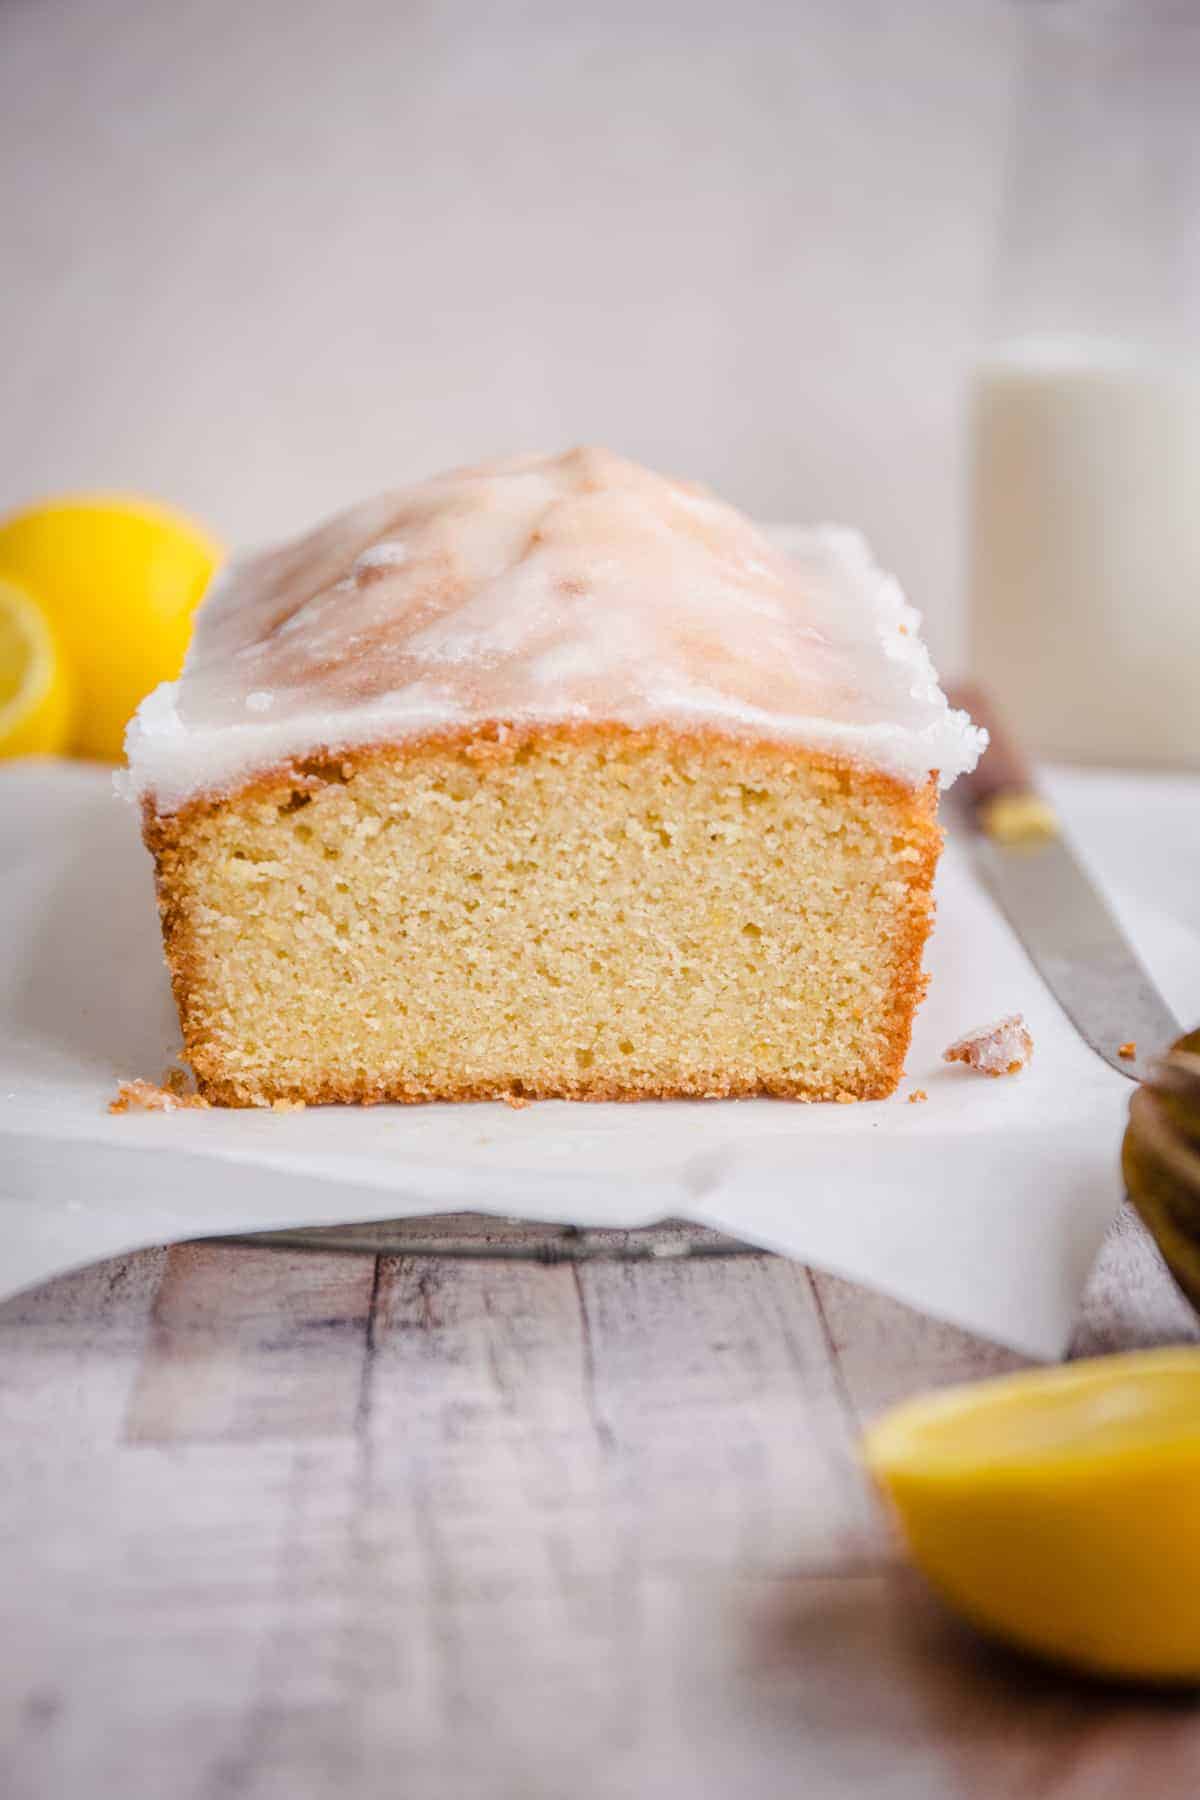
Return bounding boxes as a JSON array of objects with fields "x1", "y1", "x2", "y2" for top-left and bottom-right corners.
[{"x1": 124, "y1": 448, "x2": 984, "y2": 1107}]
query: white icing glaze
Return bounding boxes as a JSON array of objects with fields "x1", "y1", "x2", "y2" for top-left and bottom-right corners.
[{"x1": 124, "y1": 447, "x2": 985, "y2": 812}]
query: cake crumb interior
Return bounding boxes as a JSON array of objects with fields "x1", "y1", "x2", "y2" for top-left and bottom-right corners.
[{"x1": 149, "y1": 729, "x2": 940, "y2": 1107}]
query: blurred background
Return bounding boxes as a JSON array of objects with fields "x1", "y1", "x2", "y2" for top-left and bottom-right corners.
[{"x1": 0, "y1": 0, "x2": 1021, "y2": 670}]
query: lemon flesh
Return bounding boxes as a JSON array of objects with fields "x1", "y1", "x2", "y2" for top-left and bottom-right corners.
[
  {"x1": 863, "y1": 1349, "x2": 1200, "y2": 1682},
  {"x1": 0, "y1": 577, "x2": 72, "y2": 758},
  {"x1": 0, "y1": 495, "x2": 221, "y2": 761}
]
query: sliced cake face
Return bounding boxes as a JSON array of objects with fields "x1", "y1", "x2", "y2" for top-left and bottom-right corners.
[
  {"x1": 125, "y1": 447, "x2": 984, "y2": 1108},
  {"x1": 146, "y1": 729, "x2": 940, "y2": 1107},
  {"x1": 126, "y1": 447, "x2": 983, "y2": 814}
]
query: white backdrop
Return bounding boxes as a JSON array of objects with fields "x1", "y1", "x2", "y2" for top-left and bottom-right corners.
[{"x1": 0, "y1": 0, "x2": 1019, "y2": 665}]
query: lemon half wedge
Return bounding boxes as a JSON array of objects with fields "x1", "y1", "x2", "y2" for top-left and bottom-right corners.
[
  {"x1": 863, "y1": 1349, "x2": 1200, "y2": 1683},
  {"x1": 0, "y1": 495, "x2": 221, "y2": 761},
  {"x1": 0, "y1": 576, "x2": 72, "y2": 759}
]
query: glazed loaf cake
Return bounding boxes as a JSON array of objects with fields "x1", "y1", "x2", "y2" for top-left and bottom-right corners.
[{"x1": 124, "y1": 448, "x2": 984, "y2": 1106}]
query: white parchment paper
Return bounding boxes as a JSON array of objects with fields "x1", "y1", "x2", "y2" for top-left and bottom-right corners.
[{"x1": 3, "y1": 761, "x2": 1198, "y2": 1357}]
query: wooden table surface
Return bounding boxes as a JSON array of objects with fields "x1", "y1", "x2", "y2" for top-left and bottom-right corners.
[{"x1": 2, "y1": 1206, "x2": 1198, "y2": 1800}]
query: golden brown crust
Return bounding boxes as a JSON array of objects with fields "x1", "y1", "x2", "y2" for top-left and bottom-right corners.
[
  {"x1": 142, "y1": 721, "x2": 941, "y2": 1109},
  {"x1": 186, "y1": 1069, "x2": 892, "y2": 1108}
]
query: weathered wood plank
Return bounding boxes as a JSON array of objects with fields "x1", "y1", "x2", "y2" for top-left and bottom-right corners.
[
  {"x1": 352, "y1": 1255, "x2": 623, "y2": 1796},
  {"x1": 808, "y1": 1267, "x2": 1027, "y2": 1421},
  {"x1": 672, "y1": 1567, "x2": 1200, "y2": 1800},
  {"x1": 575, "y1": 1253, "x2": 880, "y2": 1572},
  {"x1": 125, "y1": 1243, "x2": 378, "y2": 1443},
  {"x1": 1070, "y1": 1204, "x2": 1200, "y2": 1357},
  {"x1": 5, "y1": 1436, "x2": 365, "y2": 1800},
  {"x1": 812, "y1": 1201, "x2": 1200, "y2": 1426},
  {"x1": 4, "y1": 1231, "x2": 1200, "y2": 1800},
  {"x1": 236, "y1": 1251, "x2": 883, "y2": 1799},
  {"x1": 0, "y1": 1244, "x2": 376, "y2": 1800}
]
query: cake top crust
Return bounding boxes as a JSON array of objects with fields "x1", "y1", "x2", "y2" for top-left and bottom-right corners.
[{"x1": 125, "y1": 446, "x2": 985, "y2": 810}]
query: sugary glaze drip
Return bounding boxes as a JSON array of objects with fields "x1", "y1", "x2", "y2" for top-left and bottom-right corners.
[{"x1": 125, "y1": 447, "x2": 985, "y2": 811}]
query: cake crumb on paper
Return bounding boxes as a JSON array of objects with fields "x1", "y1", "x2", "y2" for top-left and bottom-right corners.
[
  {"x1": 271, "y1": 1097, "x2": 308, "y2": 1112},
  {"x1": 109, "y1": 1079, "x2": 210, "y2": 1115},
  {"x1": 1118, "y1": 1041, "x2": 1137, "y2": 1060},
  {"x1": 907, "y1": 1089, "x2": 928, "y2": 1104},
  {"x1": 503, "y1": 1092, "x2": 533, "y2": 1110},
  {"x1": 943, "y1": 1014, "x2": 1033, "y2": 1078}
]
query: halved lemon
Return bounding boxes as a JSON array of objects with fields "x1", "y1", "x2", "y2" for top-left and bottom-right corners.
[
  {"x1": 863, "y1": 1348, "x2": 1200, "y2": 1683},
  {"x1": 0, "y1": 576, "x2": 72, "y2": 759},
  {"x1": 0, "y1": 494, "x2": 221, "y2": 761}
]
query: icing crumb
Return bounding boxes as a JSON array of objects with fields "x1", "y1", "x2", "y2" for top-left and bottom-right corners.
[
  {"x1": 943, "y1": 1014, "x2": 1033, "y2": 1078},
  {"x1": 1118, "y1": 1041, "x2": 1137, "y2": 1060},
  {"x1": 110, "y1": 1078, "x2": 210, "y2": 1114},
  {"x1": 908, "y1": 1089, "x2": 928, "y2": 1104}
]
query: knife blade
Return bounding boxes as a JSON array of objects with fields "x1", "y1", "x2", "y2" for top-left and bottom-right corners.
[{"x1": 945, "y1": 684, "x2": 1179, "y2": 1081}]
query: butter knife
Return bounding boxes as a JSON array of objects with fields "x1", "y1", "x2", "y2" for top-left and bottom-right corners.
[{"x1": 946, "y1": 684, "x2": 1179, "y2": 1081}]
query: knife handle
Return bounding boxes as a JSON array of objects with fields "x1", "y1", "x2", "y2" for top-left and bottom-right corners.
[{"x1": 944, "y1": 682, "x2": 1061, "y2": 844}]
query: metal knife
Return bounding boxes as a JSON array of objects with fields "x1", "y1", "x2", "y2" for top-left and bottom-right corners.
[{"x1": 945, "y1": 684, "x2": 1179, "y2": 1081}]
